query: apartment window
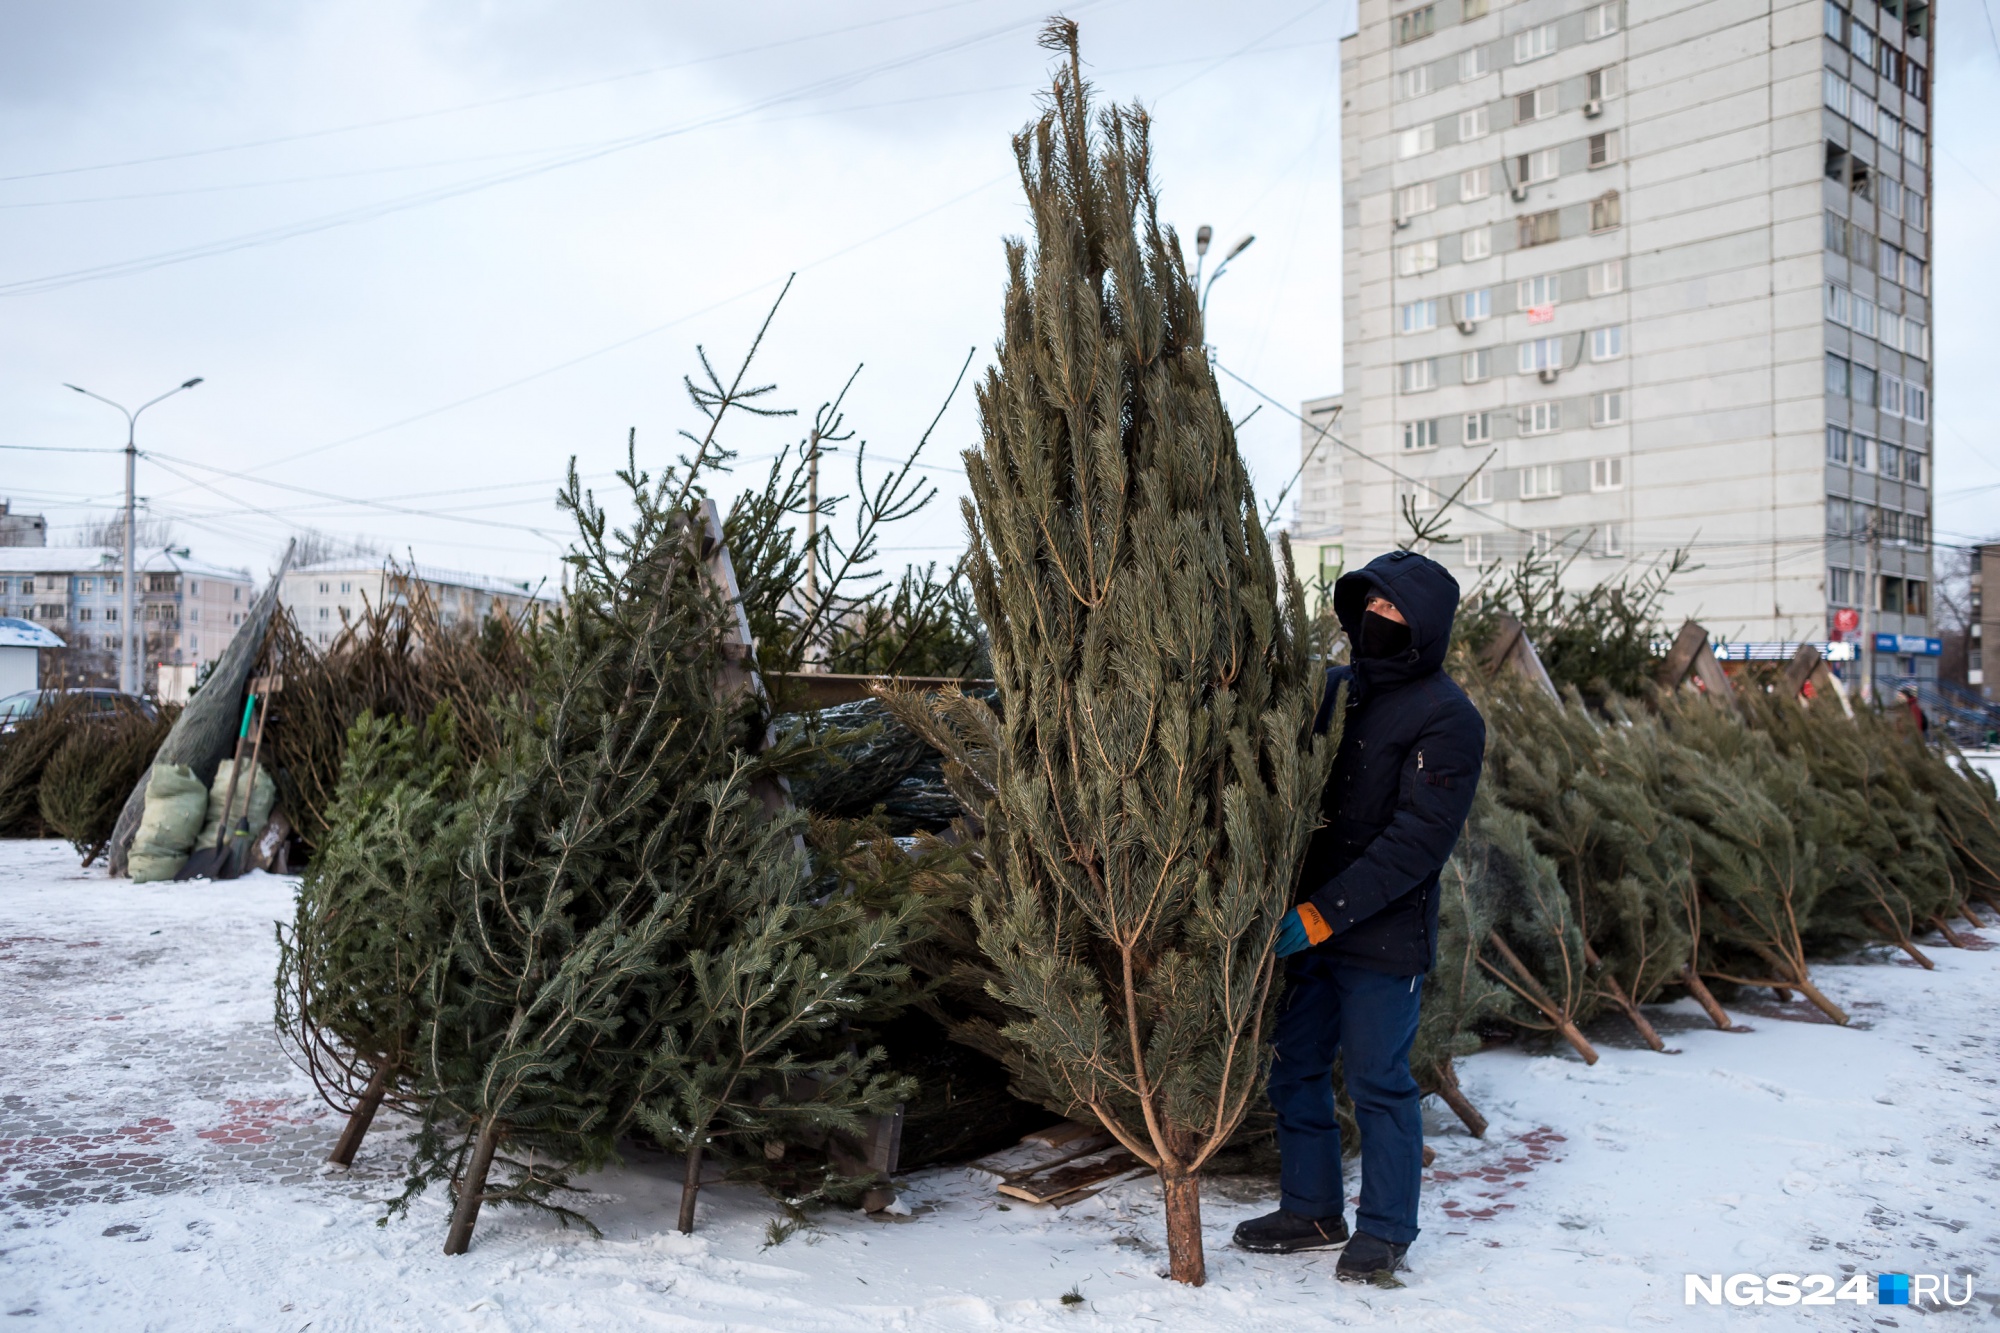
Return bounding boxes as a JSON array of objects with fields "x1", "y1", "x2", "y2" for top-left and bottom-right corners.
[
  {"x1": 1462, "y1": 226, "x2": 1492, "y2": 260},
  {"x1": 76, "y1": 607, "x2": 94, "y2": 622},
  {"x1": 1826, "y1": 354, "x2": 1853, "y2": 400},
  {"x1": 1397, "y1": 6, "x2": 1437, "y2": 44},
  {"x1": 1825, "y1": 283, "x2": 1850, "y2": 325},
  {"x1": 103, "y1": 607, "x2": 117, "y2": 623},
  {"x1": 1902, "y1": 254, "x2": 1926, "y2": 293},
  {"x1": 1459, "y1": 46, "x2": 1490, "y2": 79},
  {"x1": 1589, "y1": 326, "x2": 1624, "y2": 361},
  {"x1": 1462, "y1": 0, "x2": 1490, "y2": 20},
  {"x1": 1400, "y1": 359, "x2": 1439, "y2": 392},
  {"x1": 1583, "y1": 2, "x2": 1619, "y2": 39},
  {"x1": 1516, "y1": 87, "x2": 1557, "y2": 122},
  {"x1": 1398, "y1": 181, "x2": 1438, "y2": 218},
  {"x1": 1824, "y1": 0, "x2": 1845, "y2": 40},
  {"x1": 1826, "y1": 425, "x2": 1850, "y2": 463},
  {"x1": 339, "y1": 581, "x2": 353, "y2": 594},
  {"x1": 1458, "y1": 107, "x2": 1490, "y2": 141},
  {"x1": 76, "y1": 578, "x2": 94, "y2": 594},
  {"x1": 1396, "y1": 124, "x2": 1436, "y2": 158},
  {"x1": 1907, "y1": 192, "x2": 1927, "y2": 230},
  {"x1": 1828, "y1": 566, "x2": 1852, "y2": 604},
  {"x1": 1880, "y1": 374, "x2": 1904, "y2": 418},
  {"x1": 1879, "y1": 177, "x2": 1903, "y2": 220},
  {"x1": 1851, "y1": 224, "x2": 1875, "y2": 269},
  {"x1": 317, "y1": 581, "x2": 330, "y2": 594},
  {"x1": 1463, "y1": 533, "x2": 1491, "y2": 566},
  {"x1": 1849, "y1": 20, "x2": 1875, "y2": 64},
  {"x1": 1396, "y1": 478, "x2": 1441, "y2": 511},
  {"x1": 1520, "y1": 401, "x2": 1562, "y2": 435},
  {"x1": 1518, "y1": 274, "x2": 1559, "y2": 309},
  {"x1": 1823, "y1": 70, "x2": 1850, "y2": 118},
  {"x1": 1904, "y1": 58, "x2": 1927, "y2": 101},
  {"x1": 1403, "y1": 419, "x2": 1442, "y2": 451},
  {"x1": 1515, "y1": 147, "x2": 1559, "y2": 185},
  {"x1": 1588, "y1": 131, "x2": 1619, "y2": 167},
  {"x1": 1514, "y1": 22, "x2": 1556, "y2": 62},
  {"x1": 1851, "y1": 434, "x2": 1871, "y2": 470},
  {"x1": 1824, "y1": 211, "x2": 1848, "y2": 256},
  {"x1": 1518, "y1": 209, "x2": 1560, "y2": 247},
  {"x1": 1850, "y1": 89, "x2": 1878, "y2": 138},
  {"x1": 1903, "y1": 125, "x2": 1925, "y2": 165},
  {"x1": 1878, "y1": 442, "x2": 1903, "y2": 479},
  {"x1": 1876, "y1": 107, "x2": 1900, "y2": 146},
  {"x1": 1877, "y1": 239, "x2": 1899, "y2": 279},
  {"x1": 1519, "y1": 336, "x2": 1564, "y2": 374},
  {"x1": 318, "y1": 606, "x2": 331, "y2": 620},
  {"x1": 1590, "y1": 457, "x2": 1626, "y2": 491},
  {"x1": 1464, "y1": 411, "x2": 1493, "y2": 444},
  {"x1": 1905, "y1": 384, "x2": 1928, "y2": 422},
  {"x1": 1398, "y1": 239, "x2": 1439, "y2": 275},
  {"x1": 1591, "y1": 391, "x2": 1625, "y2": 426},
  {"x1": 1589, "y1": 191, "x2": 1621, "y2": 232},
  {"x1": 1460, "y1": 166, "x2": 1492, "y2": 200},
  {"x1": 1596, "y1": 523, "x2": 1626, "y2": 557},
  {"x1": 1520, "y1": 463, "x2": 1563, "y2": 498},
  {"x1": 1852, "y1": 294, "x2": 1876, "y2": 339},
  {"x1": 1459, "y1": 288, "x2": 1492, "y2": 322},
  {"x1": 1401, "y1": 298, "x2": 1439, "y2": 333},
  {"x1": 1467, "y1": 470, "x2": 1495, "y2": 504},
  {"x1": 1587, "y1": 259, "x2": 1624, "y2": 295},
  {"x1": 1463, "y1": 348, "x2": 1493, "y2": 382},
  {"x1": 1587, "y1": 66, "x2": 1620, "y2": 101},
  {"x1": 1400, "y1": 66, "x2": 1434, "y2": 99},
  {"x1": 1851, "y1": 364, "x2": 1877, "y2": 407},
  {"x1": 1904, "y1": 319, "x2": 1927, "y2": 359},
  {"x1": 1904, "y1": 451, "x2": 1924, "y2": 485},
  {"x1": 1880, "y1": 310, "x2": 1905, "y2": 354}
]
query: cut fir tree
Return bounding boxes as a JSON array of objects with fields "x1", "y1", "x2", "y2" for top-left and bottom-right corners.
[{"x1": 957, "y1": 21, "x2": 1334, "y2": 1286}]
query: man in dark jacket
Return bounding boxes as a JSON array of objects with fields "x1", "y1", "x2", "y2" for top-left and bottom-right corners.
[{"x1": 1233, "y1": 549, "x2": 1485, "y2": 1281}]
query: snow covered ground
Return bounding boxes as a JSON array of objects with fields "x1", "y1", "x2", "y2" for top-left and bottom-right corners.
[{"x1": 1, "y1": 837, "x2": 1995, "y2": 1331}]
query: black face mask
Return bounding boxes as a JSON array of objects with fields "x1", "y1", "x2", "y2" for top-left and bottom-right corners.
[{"x1": 1356, "y1": 609, "x2": 1411, "y2": 660}]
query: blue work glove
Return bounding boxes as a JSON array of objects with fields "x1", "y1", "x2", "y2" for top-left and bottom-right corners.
[{"x1": 1274, "y1": 904, "x2": 1333, "y2": 958}]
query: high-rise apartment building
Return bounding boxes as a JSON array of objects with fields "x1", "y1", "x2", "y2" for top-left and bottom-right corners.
[{"x1": 1302, "y1": 0, "x2": 1935, "y2": 688}]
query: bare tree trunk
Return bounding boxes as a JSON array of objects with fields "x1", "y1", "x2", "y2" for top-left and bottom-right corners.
[
  {"x1": 1483, "y1": 933, "x2": 1599, "y2": 1064},
  {"x1": 1585, "y1": 945, "x2": 1665, "y2": 1052},
  {"x1": 1930, "y1": 914, "x2": 1968, "y2": 949},
  {"x1": 1433, "y1": 1059, "x2": 1487, "y2": 1138},
  {"x1": 444, "y1": 1117, "x2": 501, "y2": 1256},
  {"x1": 1862, "y1": 911, "x2": 1934, "y2": 970},
  {"x1": 1161, "y1": 1173, "x2": 1206, "y2": 1286},
  {"x1": 1680, "y1": 964, "x2": 1736, "y2": 1031},
  {"x1": 677, "y1": 1143, "x2": 704, "y2": 1235},
  {"x1": 328, "y1": 1065, "x2": 388, "y2": 1166}
]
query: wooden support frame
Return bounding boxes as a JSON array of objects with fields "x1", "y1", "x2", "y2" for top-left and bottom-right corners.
[
  {"x1": 1657, "y1": 620, "x2": 1737, "y2": 703},
  {"x1": 1480, "y1": 613, "x2": 1560, "y2": 702},
  {"x1": 1781, "y1": 642, "x2": 1853, "y2": 718}
]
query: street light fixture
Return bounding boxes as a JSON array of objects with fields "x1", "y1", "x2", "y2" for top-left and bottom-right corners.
[
  {"x1": 1200, "y1": 233, "x2": 1255, "y2": 320},
  {"x1": 62, "y1": 376, "x2": 203, "y2": 695}
]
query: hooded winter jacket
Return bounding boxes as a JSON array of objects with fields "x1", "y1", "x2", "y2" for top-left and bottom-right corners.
[{"x1": 1297, "y1": 550, "x2": 1485, "y2": 975}]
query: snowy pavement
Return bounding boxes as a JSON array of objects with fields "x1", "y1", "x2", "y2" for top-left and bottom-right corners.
[{"x1": 1, "y1": 838, "x2": 1995, "y2": 1331}]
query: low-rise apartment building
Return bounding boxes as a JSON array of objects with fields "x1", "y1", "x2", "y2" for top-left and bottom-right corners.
[
  {"x1": 279, "y1": 559, "x2": 553, "y2": 645},
  {"x1": 0, "y1": 547, "x2": 255, "y2": 691}
]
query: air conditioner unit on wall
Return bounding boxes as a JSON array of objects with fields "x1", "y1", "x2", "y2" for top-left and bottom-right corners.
[
  {"x1": 1456, "y1": 318, "x2": 1477, "y2": 334},
  {"x1": 1585, "y1": 98, "x2": 1604, "y2": 117},
  {"x1": 1539, "y1": 367, "x2": 1561, "y2": 384},
  {"x1": 1510, "y1": 183, "x2": 1529, "y2": 202}
]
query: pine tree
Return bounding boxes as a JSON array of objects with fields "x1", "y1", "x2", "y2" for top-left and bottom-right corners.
[
  {"x1": 402, "y1": 313, "x2": 920, "y2": 1254},
  {"x1": 955, "y1": 22, "x2": 1334, "y2": 1285},
  {"x1": 275, "y1": 709, "x2": 470, "y2": 1164}
]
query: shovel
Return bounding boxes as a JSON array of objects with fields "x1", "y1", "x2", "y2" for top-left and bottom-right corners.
[
  {"x1": 177, "y1": 693, "x2": 255, "y2": 881},
  {"x1": 217, "y1": 681, "x2": 277, "y2": 880}
]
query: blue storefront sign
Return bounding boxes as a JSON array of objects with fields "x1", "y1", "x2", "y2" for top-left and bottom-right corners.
[{"x1": 1872, "y1": 634, "x2": 1942, "y2": 656}]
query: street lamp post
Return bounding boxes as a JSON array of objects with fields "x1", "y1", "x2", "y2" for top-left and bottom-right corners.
[
  {"x1": 1200, "y1": 233, "x2": 1256, "y2": 320},
  {"x1": 62, "y1": 377, "x2": 203, "y2": 695}
]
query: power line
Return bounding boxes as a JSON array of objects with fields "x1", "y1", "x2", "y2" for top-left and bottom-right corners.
[
  {"x1": 0, "y1": 3, "x2": 1107, "y2": 299},
  {"x1": 0, "y1": 0, "x2": 993, "y2": 185}
]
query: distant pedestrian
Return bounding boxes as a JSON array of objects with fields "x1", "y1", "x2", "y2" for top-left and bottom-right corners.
[{"x1": 1896, "y1": 683, "x2": 1928, "y2": 737}]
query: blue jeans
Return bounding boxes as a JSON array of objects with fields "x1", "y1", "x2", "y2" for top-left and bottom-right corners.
[{"x1": 1266, "y1": 955, "x2": 1424, "y2": 1245}]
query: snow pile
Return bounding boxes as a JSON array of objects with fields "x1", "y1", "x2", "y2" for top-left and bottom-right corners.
[{"x1": 1, "y1": 838, "x2": 1994, "y2": 1330}]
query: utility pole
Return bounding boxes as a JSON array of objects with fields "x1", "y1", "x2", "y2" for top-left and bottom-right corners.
[
  {"x1": 1862, "y1": 508, "x2": 1878, "y2": 706},
  {"x1": 805, "y1": 424, "x2": 821, "y2": 605},
  {"x1": 63, "y1": 377, "x2": 203, "y2": 694}
]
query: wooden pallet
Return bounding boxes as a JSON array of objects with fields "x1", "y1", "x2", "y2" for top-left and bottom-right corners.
[{"x1": 974, "y1": 1121, "x2": 1154, "y2": 1208}]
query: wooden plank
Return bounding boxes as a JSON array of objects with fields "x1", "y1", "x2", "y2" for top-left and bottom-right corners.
[
  {"x1": 997, "y1": 1149, "x2": 1151, "y2": 1206},
  {"x1": 785, "y1": 672, "x2": 996, "y2": 711},
  {"x1": 1656, "y1": 620, "x2": 1708, "y2": 690},
  {"x1": 1021, "y1": 1119, "x2": 1105, "y2": 1149}
]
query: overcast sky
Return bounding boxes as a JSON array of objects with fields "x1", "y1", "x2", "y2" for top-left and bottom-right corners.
[{"x1": 1, "y1": 1, "x2": 1994, "y2": 591}]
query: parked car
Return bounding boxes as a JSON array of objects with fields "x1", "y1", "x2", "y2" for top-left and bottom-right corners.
[{"x1": 0, "y1": 688, "x2": 157, "y2": 735}]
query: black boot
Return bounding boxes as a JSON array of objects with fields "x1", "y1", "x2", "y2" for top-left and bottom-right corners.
[
  {"x1": 1334, "y1": 1230, "x2": 1410, "y2": 1282},
  {"x1": 1231, "y1": 1208, "x2": 1349, "y2": 1254}
]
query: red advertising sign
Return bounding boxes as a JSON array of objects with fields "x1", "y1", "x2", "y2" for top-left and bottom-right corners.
[{"x1": 1834, "y1": 607, "x2": 1860, "y2": 634}]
